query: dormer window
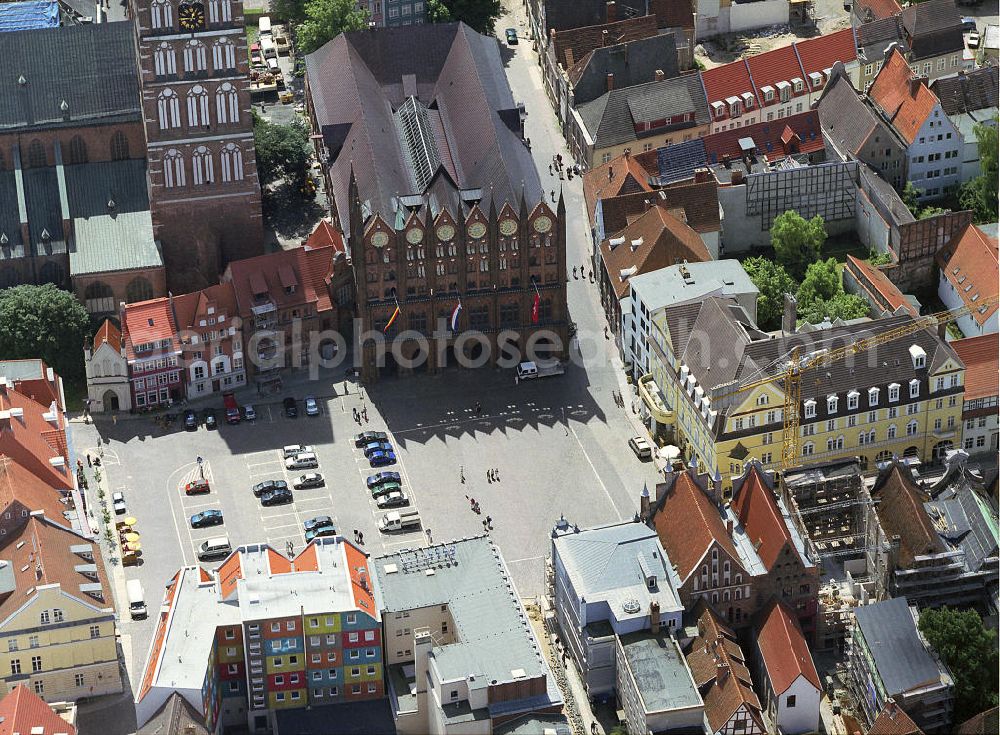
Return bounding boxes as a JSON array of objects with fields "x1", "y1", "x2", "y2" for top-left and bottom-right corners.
[
  {"x1": 804, "y1": 399, "x2": 816, "y2": 418},
  {"x1": 792, "y1": 78, "x2": 804, "y2": 93},
  {"x1": 761, "y1": 85, "x2": 775, "y2": 102},
  {"x1": 909, "y1": 379, "x2": 920, "y2": 398},
  {"x1": 888, "y1": 383, "x2": 900, "y2": 402},
  {"x1": 868, "y1": 387, "x2": 880, "y2": 407},
  {"x1": 726, "y1": 96, "x2": 742, "y2": 116},
  {"x1": 711, "y1": 101, "x2": 726, "y2": 119},
  {"x1": 777, "y1": 81, "x2": 791, "y2": 102},
  {"x1": 741, "y1": 92, "x2": 755, "y2": 109},
  {"x1": 847, "y1": 390, "x2": 859, "y2": 410},
  {"x1": 809, "y1": 71, "x2": 824, "y2": 88},
  {"x1": 909, "y1": 344, "x2": 926, "y2": 369},
  {"x1": 827, "y1": 395, "x2": 838, "y2": 414}
]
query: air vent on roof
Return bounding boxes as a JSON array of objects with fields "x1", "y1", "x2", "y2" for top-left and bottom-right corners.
[
  {"x1": 40, "y1": 229, "x2": 50, "y2": 242},
  {"x1": 383, "y1": 563, "x2": 398, "y2": 574},
  {"x1": 622, "y1": 599, "x2": 641, "y2": 614},
  {"x1": 425, "y1": 569, "x2": 435, "y2": 576}
]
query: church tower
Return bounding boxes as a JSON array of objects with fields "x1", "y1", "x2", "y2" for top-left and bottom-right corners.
[{"x1": 131, "y1": 0, "x2": 264, "y2": 291}]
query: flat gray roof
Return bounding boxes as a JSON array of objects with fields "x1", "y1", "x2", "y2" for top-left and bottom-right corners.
[
  {"x1": 853, "y1": 598, "x2": 945, "y2": 696},
  {"x1": 629, "y1": 259, "x2": 757, "y2": 315},
  {"x1": 619, "y1": 631, "x2": 703, "y2": 714}
]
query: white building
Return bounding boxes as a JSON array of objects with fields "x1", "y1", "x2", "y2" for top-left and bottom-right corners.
[
  {"x1": 936, "y1": 224, "x2": 998, "y2": 338},
  {"x1": 753, "y1": 600, "x2": 821, "y2": 735},
  {"x1": 549, "y1": 518, "x2": 684, "y2": 700},
  {"x1": 84, "y1": 320, "x2": 131, "y2": 413}
]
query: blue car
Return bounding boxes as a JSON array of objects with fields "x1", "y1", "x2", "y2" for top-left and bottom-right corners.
[
  {"x1": 369, "y1": 450, "x2": 397, "y2": 467},
  {"x1": 366, "y1": 471, "x2": 401, "y2": 489},
  {"x1": 305, "y1": 525, "x2": 337, "y2": 542},
  {"x1": 190, "y1": 509, "x2": 224, "y2": 528},
  {"x1": 364, "y1": 441, "x2": 393, "y2": 457}
]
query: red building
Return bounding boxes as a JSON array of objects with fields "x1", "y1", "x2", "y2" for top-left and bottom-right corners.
[{"x1": 121, "y1": 297, "x2": 184, "y2": 408}]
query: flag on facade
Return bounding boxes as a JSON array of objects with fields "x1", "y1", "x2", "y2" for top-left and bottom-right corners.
[
  {"x1": 450, "y1": 300, "x2": 463, "y2": 331},
  {"x1": 531, "y1": 293, "x2": 540, "y2": 324},
  {"x1": 384, "y1": 305, "x2": 400, "y2": 332}
]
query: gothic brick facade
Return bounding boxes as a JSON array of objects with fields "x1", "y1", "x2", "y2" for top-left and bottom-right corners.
[{"x1": 131, "y1": 0, "x2": 263, "y2": 291}]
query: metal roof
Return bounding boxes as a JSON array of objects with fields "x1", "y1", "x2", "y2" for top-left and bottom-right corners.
[
  {"x1": 629, "y1": 260, "x2": 758, "y2": 316},
  {"x1": 618, "y1": 631, "x2": 703, "y2": 713},
  {"x1": 0, "y1": 0, "x2": 58, "y2": 33},
  {"x1": 853, "y1": 598, "x2": 946, "y2": 697}
]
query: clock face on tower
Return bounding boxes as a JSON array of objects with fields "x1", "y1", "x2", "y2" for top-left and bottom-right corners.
[{"x1": 179, "y1": 2, "x2": 206, "y2": 30}]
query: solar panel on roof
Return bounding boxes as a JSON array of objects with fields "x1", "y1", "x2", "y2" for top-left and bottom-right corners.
[{"x1": 655, "y1": 139, "x2": 707, "y2": 185}]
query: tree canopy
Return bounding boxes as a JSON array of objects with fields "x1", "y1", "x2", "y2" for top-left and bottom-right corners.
[
  {"x1": 426, "y1": 0, "x2": 501, "y2": 33},
  {"x1": 0, "y1": 285, "x2": 89, "y2": 382},
  {"x1": 253, "y1": 113, "x2": 312, "y2": 189},
  {"x1": 295, "y1": 0, "x2": 368, "y2": 55},
  {"x1": 797, "y1": 258, "x2": 841, "y2": 305},
  {"x1": 958, "y1": 118, "x2": 999, "y2": 224},
  {"x1": 771, "y1": 211, "x2": 826, "y2": 279},
  {"x1": 742, "y1": 257, "x2": 796, "y2": 331},
  {"x1": 918, "y1": 607, "x2": 999, "y2": 722},
  {"x1": 797, "y1": 292, "x2": 870, "y2": 324},
  {"x1": 269, "y1": 0, "x2": 307, "y2": 25}
]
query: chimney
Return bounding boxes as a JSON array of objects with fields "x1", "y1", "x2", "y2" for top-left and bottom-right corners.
[
  {"x1": 782, "y1": 293, "x2": 798, "y2": 334},
  {"x1": 650, "y1": 600, "x2": 661, "y2": 634},
  {"x1": 602, "y1": 29, "x2": 609, "y2": 46},
  {"x1": 608, "y1": 167, "x2": 614, "y2": 182},
  {"x1": 716, "y1": 663, "x2": 729, "y2": 684},
  {"x1": 731, "y1": 169, "x2": 744, "y2": 185},
  {"x1": 606, "y1": 1, "x2": 617, "y2": 22},
  {"x1": 606, "y1": 72, "x2": 614, "y2": 92},
  {"x1": 694, "y1": 168, "x2": 710, "y2": 183},
  {"x1": 640, "y1": 483, "x2": 650, "y2": 521},
  {"x1": 937, "y1": 321, "x2": 947, "y2": 340},
  {"x1": 655, "y1": 69, "x2": 664, "y2": 82},
  {"x1": 726, "y1": 519, "x2": 734, "y2": 536}
]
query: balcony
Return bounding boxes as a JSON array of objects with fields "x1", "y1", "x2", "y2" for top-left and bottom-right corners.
[{"x1": 638, "y1": 374, "x2": 673, "y2": 425}]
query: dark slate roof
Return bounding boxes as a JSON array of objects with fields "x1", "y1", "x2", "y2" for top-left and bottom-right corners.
[
  {"x1": 818, "y1": 73, "x2": 903, "y2": 156},
  {"x1": 306, "y1": 22, "x2": 541, "y2": 234},
  {"x1": 930, "y1": 67, "x2": 1000, "y2": 116},
  {"x1": 856, "y1": 16, "x2": 905, "y2": 62},
  {"x1": 0, "y1": 21, "x2": 140, "y2": 132},
  {"x1": 576, "y1": 72, "x2": 709, "y2": 149},
  {"x1": 543, "y1": 0, "x2": 605, "y2": 33},
  {"x1": 22, "y1": 167, "x2": 66, "y2": 256},
  {"x1": 925, "y1": 468, "x2": 999, "y2": 574},
  {"x1": 653, "y1": 139, "x2": 708, "y2": 185},
  {"x1": 0, "y1": 170, "x2": 25, "y2": 260},
  {"x1": 137, "y1": 692, "x2": 209, "y2": 735},
  {"x1": 852, "y1": 598, "x2": 944, "y2": 697},
  {"x1": 900, "y1": 0, "x2": 964, "y2": 60},
  {"x1": 570, "y1": 34, "x2": 680, "y2": 106}
]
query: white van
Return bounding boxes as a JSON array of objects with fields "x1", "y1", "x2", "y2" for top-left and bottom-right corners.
[
  {"x1": 126, "y1": 579, "x2": 147, "y2": 620},
  {"x1": 283, "y1": 444, "x2": 313, "y2": 458},
  {"x1": 198, "y1": 537, "x2": 232, "y2": 561},
  {"x1": 285, "y1": 452, "x2": 318, "y2": 470}
]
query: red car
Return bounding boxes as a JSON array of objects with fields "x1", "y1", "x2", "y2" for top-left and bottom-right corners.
[{"x1": 185, "y1": 480, "x2": 210, "y2": 495}]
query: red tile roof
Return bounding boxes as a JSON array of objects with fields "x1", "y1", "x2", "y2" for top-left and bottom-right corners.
[
  {"x1": 703, "y1": 110, "x2": 824, "y2": 163},
  {"x1": 936, "y1": 224, "x2": 999, "y2": 326},
  {"x1": 304, "y1": 219, "x2": 346, "y2": 253},
  {"x1": 701, "y1": 59, "x2": 757, "y2": 107},
  {"x1": 793, "y1": 28, "x2": 858, "y2": 78},
  {"x1": 226, "y1": 245, "x2": 337, "y2": 318},
  {"x1": 855, "y1": 0, "x2": 903, "y2": 21},
  {"x1": 0, "y1": 382, "x2": 71, "y2": 491},
  {"x1": 951, "y1": 334, "x2": 999, "y2": 402},
  {"x1": 732, "y1": 466, "x2": 794, "y2": 571},
  {"x1": 551, "y1": 15, "x2": 659, "y2": 71},
  {"x1": 345, "y1": 542, "x2": 376, "y2": 618},
  {"x1": 868, "y1": 49, "x2": 938, "y2": 144},
  {"x1": 846, "y1": 256, "x2": 918, "y2": 317},
  {"x1": 582, "y1": 151, "x2": 656, "y2": 227},
  {"x1": 94, "y1": 319, "x2": 122, "y2": 354},
  {"x1": 0, "y1": 685, "x2": 76, "y2": 735},
  {"x1": 755, "y1": 599, "x2": 821, "y2": 694},
  {"x1": 0, "y1": 457, "x2": 71, "y2": 529},
  {"x1": 170, "y1": 283, "x2": 238, "y2": 336},
  {"x1": 653, "y1": 472, "x2": 743, "y2": 582},
  {"x1": 869, "y1": 702, "x2": 925, "y2": 735},
  {"x1": 121, "y1": 297, "x2": 178, "y2": 361},
  {"x1": 746, "y1": 44, "x2": 807, "y2": 99}
]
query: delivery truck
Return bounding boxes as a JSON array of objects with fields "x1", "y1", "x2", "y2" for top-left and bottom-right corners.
[
  {"x1": 127, "y1": 579, "x2": 147, "y2": 620},
  {"x1": 378, "y1": 509, "x2": 421, "y2": 533}
]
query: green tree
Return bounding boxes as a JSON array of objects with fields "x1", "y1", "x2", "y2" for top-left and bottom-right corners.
[
  {"x1": 901, "y1": 181, "x2": 922, "y2": 215},
  {"x1": 958, "y1": 119, "x2": 999, "y2": 223},
  {"x1": 798, "y1": 292, "x2": 871, "y2": 324},
  {"x1": 771, "y1": 211, "x2": 826, "y2": 279},
  {"x1": 797, "y1": 257, "x2": 841, "y2": 305},
  {"x1": 270, "y1": 0, "x2": 307, "y2": 25},
  {"x1": 427, "y1": 0, "x2": 501, "y2": 33},
  {"x1": 918, "y1": 607, "x2": 999, "y2": 722},
  {"x1": 296, "y1": 0, "x2": 368, "y2": 55},
  {"x1": 868, "y1": 249, "x2": 891, "y2": 267},
  {"x1": 742, "y1": 257, "x2": 797, "y2": 331},
  {"x1": 253, "y1": 113, "x2": 312, "y2": 189},
  {"x1": 0, "y1": 284, "x2": 89, "y2": 382}
]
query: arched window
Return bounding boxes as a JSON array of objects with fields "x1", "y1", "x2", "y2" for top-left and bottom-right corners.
[
  {"x1": 163, "y1": 149, "x2": 185, "y2": 188},
  {"x1": 212, "y1": 38, "x2": 236, "y2": 70},
  {"x1": 151, "y1": 0, "x2": 173, "y2": 28},
  {"x1": 208, "y1": 0, "x2": 231, "y2": 23},
  {"x1": 68, "y1": 136, "x2": 88, "y2": 165},
  {"x1": 110, "y1": 130, "x2": 130, "y2": 161},
  {"x1": 216, "y1": 82, "x2": 239, "y2": 124},
  {"x1": 192, "y1": 146, "x2": 214, "y2": 185},
  {"x1": 220, "y1": 143, "x2": 243, "y2": 182},
  {"x1": 27, "y1": 140, "x2": 46, "y2": 168},
  {"x1": 126, "y1": 277, "x2": 154, "y2": 303},
  {"x1": 154, "y1": 42, "x2": 177, "y2": 76},
  {"x1": 39, "y1": 261, "x2": 65, "y2": 287},
  {"x1": 887, "y1": 424, "x2": 897, "y2": 440},
  {"x1": 186, "y1": 85, "x2": 209, "y2": 127},
  {"x1": 157, "y1": 89, "x2": 181, "y2": 129},
  {"x1": 84, "y1": 281, "x2": 114, "y2": 313},
  {"x1": 183, "y1": 40, "x2": 208, "y2": 73}
]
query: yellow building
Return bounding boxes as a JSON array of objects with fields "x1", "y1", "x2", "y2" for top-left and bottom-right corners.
[
  {"x1": 0, "y1": 514, "x2": 121, "y2": 701},
  {"x1": 647, "y1": 298, "x2": 964, "y2": 494}
]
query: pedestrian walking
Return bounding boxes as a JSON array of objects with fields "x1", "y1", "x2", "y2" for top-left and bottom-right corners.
[
  {"x1": 475, "y1": 401, "x2": 482, "y2": 415},
  {"x1": 112, "y1": 414, "x2": 117, "y2": 426},
  {"x1": 362, "y1": 408, "x2": 368, "y2": 422},
  {"x1": 353, "y1": 529, "x2": 359, "y2": 542},
  {"x1": 548, "y1": 164, "x2": 553, "y2": 175},
  {"x1": 86, "y1": 454, "x2": 92, "y2": 468},
  {"x1": 486, "y1": 515, "x2": 492, "y2": 527},
  {"x1": 487, "y1": 470, "x2": 492, "y2": 483},
  {"x1": 494, "y1": 468, "x2": 500, "y2": 482},
  {"x1": 359, "y1": 532, "x2": 364, "y2": 545}
]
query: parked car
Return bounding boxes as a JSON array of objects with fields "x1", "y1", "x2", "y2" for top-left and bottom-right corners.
[
  {"x1": 190, "y1": 509, "x2": 224, "y2": 528},
  {"x1": 962, "y1": 15, "x2": 977, "y2": 32},
  {"x1": 304, "y1": 396, "x2": 320, "y2": 416},
  {"x1": 505, "y1": 28, "x2": 518, "y2": 45},
  {"x1": 293, "y1": 473, "x2": 324, "y2": 489},
  {"x1": 366, "y1": 471, "x2": 401, "y2": 489},
  {"x1": 185, "y1": 480, "x2": 211, "y2": 495},
  {"x1": 283, "y1": 397, "x2": 298, "y2": 418},
  {"x1": 252, "y1": 479, "x2": 288, "y2": 497},
  {"x1": 282, "y1": 444, "x2": 313, "y2": 458},
  {"x1": 376, "y1": 490, "x2": 409, "y2": 508},
  {"x1": 369, "y1": 450, "x2": 397, "y2": 467},
  {"x1": 303, "y1": 515, "x2": 334, "y2": 532},
  {"x1": 243, "y1": 405, "x2": 257, "y2": 421},
  {"x1": 370, "y1": 480, "x2": 402, "y2": 498},
  {"x1": 260, "y1": 487, "x2": 294, "y2": 506},
  {"x1": 363, "y1": 440, "x2": 393, "y2": 457},
  {"x1": 184, "y1": 409, "x2": 198, "y2": 430},
  {"x1": 111, "y1": 491, "x2": 127, "y2": 515},
  {"x1": 968, "y1": 30, "x2": 981, "y2": 47},
  {"x1": 629, "y1": 436, "x2": 653, "y2": 460},
  {"x1": 354, "y1": 431, "x2": 388, "y2": 447},
  {"x1": 204, "y1": 409, "x2": 217, "y2": 430},
  {"x1": 305, "y1": 525, "x2": 337, "y2": 542},
  {"x1": 285, "y1": 452, "x2": 318, "y2": 470}
]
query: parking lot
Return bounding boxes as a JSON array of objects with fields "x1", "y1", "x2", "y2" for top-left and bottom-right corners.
[{"x1": 74, "y1": 357, "x2": 661, "y2": 687}]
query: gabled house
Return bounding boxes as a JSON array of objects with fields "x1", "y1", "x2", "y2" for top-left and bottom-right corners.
[
  {"x1": 0, "y1": 379, "x2": 72, "y2": 492},
  {"x1": 703, "y1": 109, "x2": 827, "y2": 176},
  {"x1": 752, "y1": 600, "x2": 821, "y2": 735},
  {"x1": 935, "y1": 223, "x2": 999, "y2": 337},
  {"x1": 120, "y1": 297, "x2": 183, "y2": 410},
  {"x1": 852, "y1": 0, "x2": 902, "y2": 25},
  {"x1": 0, "y1": 684, "x2": 77, "y2": 735},
  {"x1": 856, "y1": 15, "x2": 906, "y2": 90},
  {"x1": 900, "y1": 0, "x2": 968, "y2": 81},
  {"x1": 929, "y1": 67, "x2": 999, "y2": 182},
  {"x1": 952, "y1": 334, "x2": 999, "y2": 455},
  {"x1": 869, "y1": 702, "x2": 925, "y2": 735},
  {"x1": 171, "y1": 282, "x2": 245, "y2": 399},
  {"x1": 84, "y1": 320, "x2": 130, "y2": 414}
]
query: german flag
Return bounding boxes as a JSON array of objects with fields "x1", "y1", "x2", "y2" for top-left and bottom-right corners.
[{"x1": 384, "y1": 304, "x2": 401, "y2": 333}]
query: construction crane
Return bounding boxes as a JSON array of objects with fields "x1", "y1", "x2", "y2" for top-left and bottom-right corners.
[{"x1": 714, "y1": 295, "x2": 1000, "y2": 470}]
